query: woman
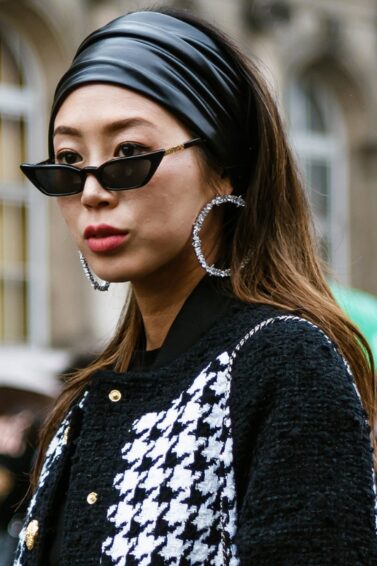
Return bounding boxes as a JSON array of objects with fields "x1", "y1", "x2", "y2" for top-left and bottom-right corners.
[{"x1": 15, "y1": 7, "x2": 377, "y2": 565}]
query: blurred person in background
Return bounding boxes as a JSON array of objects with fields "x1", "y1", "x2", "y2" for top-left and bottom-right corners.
[
  {"x1": 0, "y1": 390, "x2": 42, "y2": 566},
  {"x1": 0, "y1": 351, "x2": 89, "y2": 565},
  {"x1": 14, "y1": 6, "x2": 377, "y2": 565},
  {"x1": 0, "y1": 366, "x2": 56, "y2": 566}
]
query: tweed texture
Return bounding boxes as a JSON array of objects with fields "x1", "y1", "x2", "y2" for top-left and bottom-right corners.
[{"x1": 14, "y1": 303, "x2": 377, "y2": 565}]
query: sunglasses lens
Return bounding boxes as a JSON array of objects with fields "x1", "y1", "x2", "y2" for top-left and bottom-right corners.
[
  {"x1": 102, "y1": 158, "x2": 152, "y2": 189},
  {"x1": 34, "y1": 167, "x2": 82, "y2": 196}
]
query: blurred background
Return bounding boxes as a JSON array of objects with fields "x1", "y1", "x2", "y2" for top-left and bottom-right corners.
[{"x1": 0, "y1": 0, "x2": 377, "y2": 561}]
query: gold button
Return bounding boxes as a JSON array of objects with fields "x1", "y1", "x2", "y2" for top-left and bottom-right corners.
[
  {"x1": 87, "y1": 491, "x2": 98, "y2": 505},
  {"x1": 25, "y1": 519, "x2": 39, "y2": 550},
  {"x1": 108, "y1": 389, "x2": 122, "y2": 402},
  {"x1": 63, "y1": 426, "x2": 70, "y2": 444}
]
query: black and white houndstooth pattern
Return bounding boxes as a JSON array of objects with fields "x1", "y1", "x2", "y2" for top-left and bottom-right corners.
[{"x1": 101, "y1": 350, "x2": 239, "y2": 566}]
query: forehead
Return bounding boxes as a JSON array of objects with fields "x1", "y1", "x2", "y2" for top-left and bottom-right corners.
[{"x1": 54, "y1": 83, "x2": 183, "y2": 133}]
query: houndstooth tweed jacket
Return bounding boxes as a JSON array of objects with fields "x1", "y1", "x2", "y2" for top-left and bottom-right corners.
[{"x1": 14, "y1": 297, "x2": 377, "y2": 565}]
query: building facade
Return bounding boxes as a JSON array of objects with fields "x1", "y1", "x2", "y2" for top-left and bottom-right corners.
[{"x1": 0, "y1": 0, "x2": 376, "y2": 351}]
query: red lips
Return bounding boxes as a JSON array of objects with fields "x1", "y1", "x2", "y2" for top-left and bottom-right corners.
[
  {"x1": 84, "y1": 224, "x2": 127, "y2": 239},
  {"x1": 84, "y1": 224, "x2": 129, "y2": 253}
]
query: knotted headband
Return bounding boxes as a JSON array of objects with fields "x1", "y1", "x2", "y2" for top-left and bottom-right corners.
[{"x1": 49, "y1": 10, "x2": 253, "y2": 174}]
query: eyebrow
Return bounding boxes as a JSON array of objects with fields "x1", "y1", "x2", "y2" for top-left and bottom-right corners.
[{"x1": 53, "y1": 117, "x2": 157, "y2": 137}]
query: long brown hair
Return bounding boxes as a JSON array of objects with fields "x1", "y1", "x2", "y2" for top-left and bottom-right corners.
[{"x1": 31, "y1": 7, "x2": 376, "y2": 489}]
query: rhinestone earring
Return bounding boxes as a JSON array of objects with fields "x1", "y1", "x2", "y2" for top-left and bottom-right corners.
[
  {"x1": 192, "y1": 194, "x2": 246, "y2": 277},
  {"x1": 78, "y1": 252, "x2": 110, "y2": 291}
]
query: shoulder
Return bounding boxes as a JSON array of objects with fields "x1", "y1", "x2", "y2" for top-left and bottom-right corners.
[
  {"x1": 231, "y1": 306, "x2": 349, "y2": 373},
  {"x1": 229, "y1": 307, "x2": 363, "y2": 418},
  {"x1": 230, "y1": 303, "x2": 345, "y2": 361}
]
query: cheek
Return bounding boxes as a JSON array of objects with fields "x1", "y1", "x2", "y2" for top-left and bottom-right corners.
[
  {"x1": 56, "y1": 198, "x2": 81, "y2": 238},
  {"x1": 134, "y1": 174, "x2": 204, "y2": 243}
]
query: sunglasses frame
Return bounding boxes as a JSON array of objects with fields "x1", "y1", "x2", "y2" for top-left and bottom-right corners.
[{"x1": 20, "y1": 137, "x2": 203, "y2": 197}]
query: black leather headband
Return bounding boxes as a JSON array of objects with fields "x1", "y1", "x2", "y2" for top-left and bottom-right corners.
[{"x1": 49, "y1": 11, "x2": 252, "y2": 173}]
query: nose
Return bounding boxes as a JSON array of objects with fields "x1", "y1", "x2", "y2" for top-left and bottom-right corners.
[{"x1": 80, "y1": 171, "x2": 117, "y2": 208}]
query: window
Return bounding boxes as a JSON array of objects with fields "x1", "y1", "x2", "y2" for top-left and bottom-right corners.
[
  {"x1": 0, "y1": 27, "x2": 48, "y2": 344},
  {"x1": 288, "y1": 76, "x2": 349, "y2": 282}
]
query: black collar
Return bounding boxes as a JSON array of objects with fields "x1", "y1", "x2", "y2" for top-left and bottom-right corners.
[{"x1": 131, "y1": 276, "x2": 239, "y2": 371}]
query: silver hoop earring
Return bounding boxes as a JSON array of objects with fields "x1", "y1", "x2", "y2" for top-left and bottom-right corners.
[
  {"x1": 78, "y1": 252, "x2": 110, "y2": 292},
  {"x1": 192, "y1": 194, "x2": 246, "y2": 277}
]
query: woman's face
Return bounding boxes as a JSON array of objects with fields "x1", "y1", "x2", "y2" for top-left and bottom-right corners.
[{"x1": 53, "y1": 84, "x2": 228, "y2": 284}]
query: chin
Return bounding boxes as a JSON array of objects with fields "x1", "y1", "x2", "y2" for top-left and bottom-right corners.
[
  {"x1": 88, "y1": 258, "x2": 138, "y2": 283},
  {"x1": 90, "y1": 254, "x2": 177, "y2": 283},
  {"x1": 95, "y1": 266, "x2": 150, "y2": 283}
]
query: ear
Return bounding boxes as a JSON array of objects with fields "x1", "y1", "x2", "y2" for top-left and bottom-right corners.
[{"x1": 219, "y1": 169, "x2": 234, "y2": 196}]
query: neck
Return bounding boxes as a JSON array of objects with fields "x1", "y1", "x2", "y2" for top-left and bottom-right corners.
[{"x1": 132, "y1": 266, "x2": 206, "y2": 351}]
